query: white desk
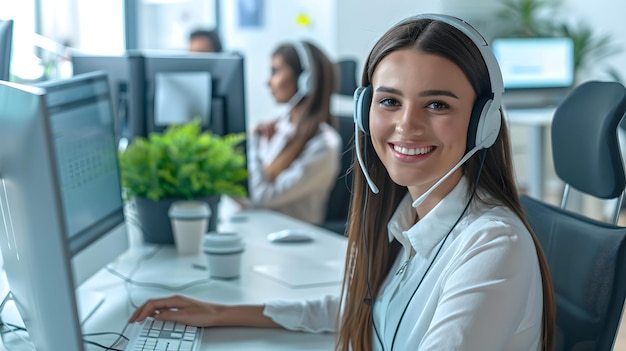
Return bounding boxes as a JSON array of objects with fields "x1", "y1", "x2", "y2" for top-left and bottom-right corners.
[
  {"x1": 0, "y1": 209, "x2": 347, "y2": 351},
  {"x1": 505, "y1": 107, "x2": 555, "y2": 200}
]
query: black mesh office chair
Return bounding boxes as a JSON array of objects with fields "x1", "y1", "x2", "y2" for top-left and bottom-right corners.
[
  {"x1": 335, "y1": 59, "x2": 358, "y2": 97},
  {"x1": 519, "y1": 81, "x2": 626, "y2": 351},
  {"x1": 322, "y1": 114, "x2": 354, "y2": 235}
]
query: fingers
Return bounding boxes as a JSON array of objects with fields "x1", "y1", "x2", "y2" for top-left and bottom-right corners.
[
  {"x1": 128, "y1": 295, "x2": 189, "y2": 323},
  {"x1": 150, "y1": 308, "x2": 195, "y2": 325},
  {"x1": 254, "y1": 120, "x2": 278, "y2": 138}
]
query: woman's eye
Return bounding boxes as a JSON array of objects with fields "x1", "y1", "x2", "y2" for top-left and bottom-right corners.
[
  {"x1": 379, "y1": 98, "x2": 400, "y2": 107},
  {"x1": 426, "y1": 101, "x2": 449, "y2": 110}
]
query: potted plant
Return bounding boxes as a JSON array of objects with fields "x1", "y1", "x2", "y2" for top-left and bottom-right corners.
[{"x1": 118, "y1": 119, "x2": 248, "y2": 244}]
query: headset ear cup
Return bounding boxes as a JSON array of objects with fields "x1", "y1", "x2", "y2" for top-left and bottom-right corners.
[
  {"x1": 298, "y1": 70, "x2": 312, "y2": 96},
  {"x1": 467, "y1": 96, "x2": 502, "y2": 150},
  {"x1": 354, "y1": 85, "x2": 373, "y2": 134},
  {"x1": 466, "y1": 96, "x2": 490, "y2": 150},
  {"x1": 293, "y1": 42, "x2": 313, "y2": 98},
  {"x1": 478, "y1": 100, "x2": 502, "y2": 149}
]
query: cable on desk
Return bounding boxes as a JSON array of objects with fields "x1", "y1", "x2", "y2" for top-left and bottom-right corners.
[
  {"x1": 82, "y1": 312, "x2": 133, "y2": 351},
  {"x1": 104, "y1": 246, "x2": 212, "y2": 309},
  {"x1": 105, "y1": 266, "x2": 213, "y2": 294},
  {"x1": 1, "y1": 318, "x2": 130, "y2": 351},
  {"x1": 100, "y1": 244, "x2": 212, "y2": 349},
  {"x1": 0, "y1": 322, "x2": 35, "y2": 351},
  {"x1": 83, "y1": 338, "x2": 125, "y2": 351},
  {"x1": 83, "y1": 331, "x2": 129, "y2": 341},
  {"x1": 0, "y1": 294, "x2": 33, "y2": 350},
  {"x1": 106, "y1": 266, "x2": 212, "y2": 291}
]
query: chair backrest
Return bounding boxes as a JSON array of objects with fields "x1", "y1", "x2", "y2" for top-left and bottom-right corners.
[
  {"x1": 335, "y1": 59, "x2": 358, "y2": 97},
  {"x1": 551, "y1": 81, "x2": 626, "y2": 201},
  {"x1": 520, "y1": 81, "x2": 626, "y2": 351},
  {"x1": 322, "y1": 114, "x2": 354, "y2": 234}
]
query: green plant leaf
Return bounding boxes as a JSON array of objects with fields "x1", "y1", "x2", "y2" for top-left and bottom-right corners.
[{"x1": 118, "y1": 119, "x2": 248, "y2": 201}]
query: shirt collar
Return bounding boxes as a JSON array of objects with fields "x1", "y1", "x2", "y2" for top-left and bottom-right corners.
[
  {"x1": 387, "y1": 177, "x2": 471, "y2": 259},
  {"x1": 276, "y1": 114, "x2": 295, "y2": 132}
]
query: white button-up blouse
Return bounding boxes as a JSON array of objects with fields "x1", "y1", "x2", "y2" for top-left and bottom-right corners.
[{"x1": 263, "y1": 177, "x2": 543, "y2": 350}]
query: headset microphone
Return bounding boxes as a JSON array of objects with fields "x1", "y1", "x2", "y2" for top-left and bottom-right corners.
[{"x1": 411, "y1": 144, "x2": 482, "y2": 208}]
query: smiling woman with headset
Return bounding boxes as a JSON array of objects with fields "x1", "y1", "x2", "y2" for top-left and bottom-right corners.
[
  {"x1": 129, "y1": 14, "x2": 555, "y2": 350},
  {"x1": 234, "y1": 40, "x2": 342, "y2": 225}
]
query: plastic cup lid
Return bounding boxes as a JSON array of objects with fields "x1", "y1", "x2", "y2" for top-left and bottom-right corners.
[
  {"x1": 168, "y1": 201, "x2": 211, "y2": 219},
  {"x1": 203, "y1": 232, "x2": 244, "y2": 254}
]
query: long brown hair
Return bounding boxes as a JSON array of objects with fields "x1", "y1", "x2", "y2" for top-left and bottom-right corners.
[
  {"x1": 271, "y1": 41, "x2": 337, "y2": 161},
  {"x1": 336, "y1": 17, "x2": 555, "y2": 351}
]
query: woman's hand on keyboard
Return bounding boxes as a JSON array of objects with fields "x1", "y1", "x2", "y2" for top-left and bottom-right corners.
[{"x1": 128, "y1": 294, "x2": 281, "y2": 329}]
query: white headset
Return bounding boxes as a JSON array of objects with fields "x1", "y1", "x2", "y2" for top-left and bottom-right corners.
[
  {"x1": 353, "y1": 14, "x2": 504, "y2": 206},
  {"x1": 288, "y1": 41, "x2": 314, "y2": 107}
]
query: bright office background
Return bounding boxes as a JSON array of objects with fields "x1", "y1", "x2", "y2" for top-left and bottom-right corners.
[{"x1": 1, "y1": 0, "x2": 626, "y2": 129}]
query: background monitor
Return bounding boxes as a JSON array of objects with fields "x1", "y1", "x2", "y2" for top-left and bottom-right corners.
[
  {"x1": 492, "y1": 37, "x2": 575, "y2": 89},
  {"x1": 0, "y1": 71, "x2": 128, "y2": 351},
  {"x1": 492, "y1": 37, "x2": 575, "y2": 108},
  {"x1": 0, "y1": 19, "x2": 14, "y2": 81},
  {"x1": 142, "y1": 52, "x2": 247, "y2": 137},
  {"x1": 71, "y1": 51, "x2": 146, "y2": 143},
  {"x1": 153, "y1": 70, "x2": 212, "y2": 128}
]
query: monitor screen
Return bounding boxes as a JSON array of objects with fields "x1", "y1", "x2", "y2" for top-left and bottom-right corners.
[
  {"x1": 153, "y1": 71, "x2": 212, "y2": 127},
  {"x1": 0, "y1": 19, "x2": 13, "y2": 81},
  {"x1": 142, "y1": 52, "x2": 247, "y2": 137},
  {"x1": 492, "y1": 37, "x2": 575, "y2": 90},
  {"x1": 0, "y1": 72, "x2": 128, "y2": 351},
  {"x1": 71, "y1": 52, "x2": 146, "y2": 142}
]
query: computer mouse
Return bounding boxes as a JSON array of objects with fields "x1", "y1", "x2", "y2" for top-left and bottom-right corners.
[{"x1": 267, "y1": 229, "x2": 314, "y2": 243}]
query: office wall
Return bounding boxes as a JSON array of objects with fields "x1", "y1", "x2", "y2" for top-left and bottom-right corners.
[
  {"x1": 561, "y1": 0, "x2": 626, "y2": 83},
  {"x1": 39, "y1": 0, "x2": 125, "y2": 53},
  {"x1": 137, "y1": 0, "x2": 216, "y2": 50},
  {"x1": 220, "y1": 0, "x2": 337, "y2": 129},
  {"x1": 334, "y1": 0, "x2": 496, "y2": 76}
]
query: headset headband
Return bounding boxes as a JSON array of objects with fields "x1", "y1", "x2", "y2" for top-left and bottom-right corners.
[
  {"x1": 406, "y1": 14, "x2": 504, "y2": 105},
  {"x1": 292, "y1": 41, "x2": 311, "y2": 75}
]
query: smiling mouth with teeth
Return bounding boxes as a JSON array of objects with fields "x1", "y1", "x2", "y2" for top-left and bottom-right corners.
[{"x1": 393, "y1": 144, "x2": 435, "y2": 156}]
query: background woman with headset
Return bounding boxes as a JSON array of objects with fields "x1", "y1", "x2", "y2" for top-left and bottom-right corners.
[
  {"x1": 129, "y1": 14, "x2": 555, "y2": 350},
  {"x1": 234, "y1": 40, "x2": 342, "y2": 225}
]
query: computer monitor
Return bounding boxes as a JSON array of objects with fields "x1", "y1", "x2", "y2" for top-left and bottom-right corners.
[
  {"x1": 71, "y1": 51, "x2": 146, "y2": 142},
  {"x1": 142, "y1": 52, "x2": 247, "y2": 136},
  {"x1": 0, "y1": 19, "x2": 14, "y2": 81},
  {"x1": 0, "y1": 71, "x2": 129, "y2": 351},
  {"x1": 492, "y1": 37, "x2": 575, "y2": 89},
  {"x1": 491, "y1": 37, "x2": 575, "y2": 108}
]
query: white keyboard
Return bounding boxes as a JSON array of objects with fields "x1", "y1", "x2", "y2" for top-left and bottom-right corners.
[{"x1": 125, "y1": 318, "x2": 202, "y2": 351}]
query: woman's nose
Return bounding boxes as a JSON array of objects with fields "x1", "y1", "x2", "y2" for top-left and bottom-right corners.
[{"x1": 395, "y1": 105, "x2": 425, "y2": 136}]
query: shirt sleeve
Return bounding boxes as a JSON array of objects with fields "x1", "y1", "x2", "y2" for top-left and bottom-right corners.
[
  {"x1": 247, "y1": 127, "x2": 341, "y2": 209},
  {"x1": 262, "y1": 294, "x2": 340, "y2": 333},
  {"x1": 418, "y1": 220, "x2": 542, "y2": 350}
]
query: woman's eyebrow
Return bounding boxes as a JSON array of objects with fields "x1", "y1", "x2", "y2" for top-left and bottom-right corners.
[
  {"x1": 419, "y1": 89, "x2": 459, "y2": 99},
  {"x1": 374, "y1": 86, "x2": 459, "y2": 99},
  {"x1": 375, "y1": 86, "x2": 403, "y2": 96}
]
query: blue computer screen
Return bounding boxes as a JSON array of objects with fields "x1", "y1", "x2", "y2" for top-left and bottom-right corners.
[{"x1": 492, "y1": 37, "x2": 575, "y2": 89}]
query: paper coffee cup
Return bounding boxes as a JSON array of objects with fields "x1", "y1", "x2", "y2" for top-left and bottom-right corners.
[
  {"x1": 203, "y1": 232, "x2": 245, "y2": 279},
  {"x1": 169, "y1": 201, "x2": 211, "y2": 255}
]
